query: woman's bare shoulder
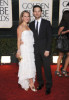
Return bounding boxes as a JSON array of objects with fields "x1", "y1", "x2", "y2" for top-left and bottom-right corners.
[
  {"x1": 17, "y1": 25, "x2": 24, "y2": 33},
  {"x1": 17, "y1": 25, "x2": 22, "y2": 30}
]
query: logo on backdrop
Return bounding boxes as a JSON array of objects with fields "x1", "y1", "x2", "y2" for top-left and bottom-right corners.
[
  {"x1": 29, "y1": 0, "x2": 42, "y2": 1},
  {"x1": 19, "y1": 0, "x2": 53, "y2": 24},
  {"x1": 59, "y1": 0, "x2": 69, "y2": 23},
  {"x1": 0, "y1": 0, "x2": 12, "y2": 28}
]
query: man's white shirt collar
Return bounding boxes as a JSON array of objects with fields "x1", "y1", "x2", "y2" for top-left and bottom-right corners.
[{"x1": 35, "y1": 17, "x2": 42, "y2": 23}]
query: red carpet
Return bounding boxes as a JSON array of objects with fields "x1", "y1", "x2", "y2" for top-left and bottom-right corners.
[{"x1": 0, "y1": 63, "x2": 69, "y2": 100}]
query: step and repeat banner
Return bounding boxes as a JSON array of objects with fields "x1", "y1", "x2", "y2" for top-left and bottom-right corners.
[
  {"x1": 59, "y1": 0, "x2": 69, "y2": 23},
  {"x1": 19, "y1": 0, "x2": 53, "y2": 24},
  {"x1": 0, "y1": 0, "x2": 12, "y2": 28},
  {"x1": 0, "y1": 0, "x2": 69, "y2": 28}
]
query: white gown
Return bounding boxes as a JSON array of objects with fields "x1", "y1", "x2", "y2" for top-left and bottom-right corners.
[{"x1": 18, "y1": 30, "x2": 36, "y2": 90}]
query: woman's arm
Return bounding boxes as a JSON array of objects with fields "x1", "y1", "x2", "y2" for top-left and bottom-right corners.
[
  {"x1": 62, "y1": 30, "x2": 69, "y2": 34},
  {"x1": 58, "y1": 26, "x2": 69, "y2": 35},
  {"x1": 58, "y1": 26, "x2": 64, "y2": 35},
  {"x1": 17, "y1": 26, "x2": 22, "y2": 51},
  {"x1": 16, "y1": 26, "x2": 22, "y2": 58}
]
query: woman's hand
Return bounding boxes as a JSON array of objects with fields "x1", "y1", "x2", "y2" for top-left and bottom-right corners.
[
  {"x1": 62, "y1": 30, "x2": 69, "y2": 34},
  {"x1": 68, "y1": 30, "x2": 69, "y2": 32},
  {"x1": 16, "y1": 50, "x2": 21, "y2": 58}
]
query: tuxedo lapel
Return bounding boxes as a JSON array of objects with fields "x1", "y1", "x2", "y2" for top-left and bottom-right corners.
[
  {"x1": 39, "y1": 19, "x2": 43, "y2": 35},
  {"x1": 33, "y1": 20, "x2": 39, "y2": 37},
  {"x1": 32, "y1": 21, "x2": 35, "y2": 32}
]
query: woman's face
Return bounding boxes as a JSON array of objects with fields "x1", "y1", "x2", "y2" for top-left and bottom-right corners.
[{"x1": 22, "y1": 12, "x2": 30, "y2": 23}]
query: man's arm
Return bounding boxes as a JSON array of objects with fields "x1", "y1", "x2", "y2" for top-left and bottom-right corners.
[{"x1": 44, "y1": 21, "x2": 52, "y2": 57}]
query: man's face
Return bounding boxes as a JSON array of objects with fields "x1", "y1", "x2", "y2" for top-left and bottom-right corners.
[{"x1": 33, "y1": 7, "x2": 42, "y2": 19}]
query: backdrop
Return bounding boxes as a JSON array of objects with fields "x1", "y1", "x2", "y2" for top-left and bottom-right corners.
[
  {"x1": 19, "y1": 0, "x2": 53, "y2": 24},
  {"x1": 0, "y1": 0, "x2": 12, "y2": 28}
]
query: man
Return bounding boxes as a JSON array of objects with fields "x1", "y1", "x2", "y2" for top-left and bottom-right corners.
[{"x1": 29, "y1": 5, "x2": 52, "y2": 95}]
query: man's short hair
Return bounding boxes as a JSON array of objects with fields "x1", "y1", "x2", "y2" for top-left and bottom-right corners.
[{"x1": 33, "y1": 5, "x2": 42, "y2": 12}]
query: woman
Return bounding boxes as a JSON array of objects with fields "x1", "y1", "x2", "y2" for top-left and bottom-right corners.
[
  {"x1": 55, "y1": 10, "x2": 69, "y2": 77},
  {"x1": 16, "y1": 11, "x2": 36, "y2": 91}
]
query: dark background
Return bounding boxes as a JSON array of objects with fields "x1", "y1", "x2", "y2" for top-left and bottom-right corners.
[{"x1": 0, "y1": 0, "x2": 59, "y2": 63}]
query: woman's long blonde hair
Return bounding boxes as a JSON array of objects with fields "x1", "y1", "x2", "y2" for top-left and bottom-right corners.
[{"x1": 19, "y1": 10, "x2": 30, "y2": 25}]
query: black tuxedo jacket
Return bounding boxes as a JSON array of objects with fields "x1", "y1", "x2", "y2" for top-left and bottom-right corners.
[{"x1": 29, "y1": 19, "x2": 52, "y2": 53}]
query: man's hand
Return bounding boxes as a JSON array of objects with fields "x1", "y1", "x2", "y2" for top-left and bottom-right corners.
[
  {"x1": 20, "y1": 41, "x2": 24, "y2": 45},
  {"x1": 44, "y1": 51, "x2": 49, "y2": 57}
]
